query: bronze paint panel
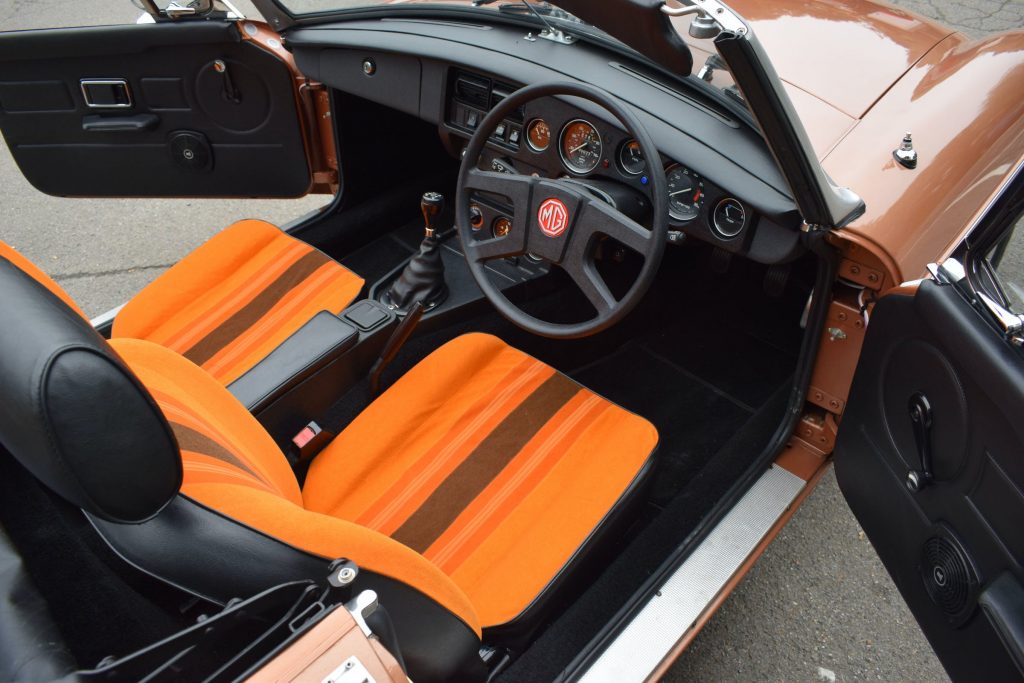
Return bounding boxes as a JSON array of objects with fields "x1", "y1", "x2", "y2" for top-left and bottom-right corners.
[
  {"x1": 246, "y1": 606, "x2": 406, "y2": 682},
  {"x1": 825, "y1": 31, "x2": 1024, "y2": 283}
]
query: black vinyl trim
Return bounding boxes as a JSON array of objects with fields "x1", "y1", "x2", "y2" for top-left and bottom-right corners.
[{"x1": 88, "y1": 494, "x2": 485, "y2": 683}]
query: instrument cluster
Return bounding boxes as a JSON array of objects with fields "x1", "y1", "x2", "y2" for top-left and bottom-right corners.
[{"x1": 446, "y1": 69, "x2": 754, "y2": 249}]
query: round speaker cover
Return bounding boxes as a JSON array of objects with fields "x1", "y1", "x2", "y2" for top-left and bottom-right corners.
[{"x1": 919, "y1": 530, "x2": 979, "y2": 626}]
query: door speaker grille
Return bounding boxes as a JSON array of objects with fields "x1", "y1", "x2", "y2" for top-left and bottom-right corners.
[{"x1": 919, "y1": 532, "x2": 979, "y2": 626}]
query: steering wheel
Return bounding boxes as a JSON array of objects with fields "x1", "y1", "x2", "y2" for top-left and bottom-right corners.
[{"x1": 456, "y1": 81, "x2": 668, "y2": 339}]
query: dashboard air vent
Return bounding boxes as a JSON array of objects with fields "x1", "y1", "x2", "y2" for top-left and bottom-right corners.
[{"x1": 454, "y1": 72, "x2": 491, "y2": 109}]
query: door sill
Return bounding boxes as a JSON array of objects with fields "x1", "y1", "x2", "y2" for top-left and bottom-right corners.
[{"x1": 576, "y1": 464, "x2": 806, "y2": 682}]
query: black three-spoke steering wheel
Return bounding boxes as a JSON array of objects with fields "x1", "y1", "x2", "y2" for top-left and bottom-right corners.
[{"x1": 456, "y1": 81, "x2": 668, "y2": 339}]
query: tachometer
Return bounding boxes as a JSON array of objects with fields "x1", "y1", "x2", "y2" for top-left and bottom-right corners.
[
  {"x1": 559, "y1": 119, "x2": 603, "y2": 174},
  {"x1": 619, "y1": 139, "x2": 645, "y2": 175},
  {"x1": 665, "y1": 164, "x2": 704, "y2": 221},
  {"x1": 526, "y1": 118, "x2": 550, "y2": 152}
]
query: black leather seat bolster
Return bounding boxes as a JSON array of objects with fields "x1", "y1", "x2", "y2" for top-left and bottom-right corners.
[
  {"x1": 0, "y1": 260, "x2": 181, "y2": 523},
  {"x1": 227, "y1": 311, "x2": 359, "y2": 413},
  {"x1": 89, "y1": 496, "x2": 486, "y2": 683},
  {"x1": 0, "y1": 525, "x2": 77, "y2": 681}
]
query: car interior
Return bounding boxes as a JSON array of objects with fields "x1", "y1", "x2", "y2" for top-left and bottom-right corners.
[{"x1": 0, "y1": 12, "x2": 835, "y2": 683}]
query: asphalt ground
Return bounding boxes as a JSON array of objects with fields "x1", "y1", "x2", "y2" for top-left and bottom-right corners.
[{"x1": 0, "y1": 2, "x2": 1021, "y2": 682}]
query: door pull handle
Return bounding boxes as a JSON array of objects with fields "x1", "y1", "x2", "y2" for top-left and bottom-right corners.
[{"x1": 906, "y1": 392, "x2": 934, "y2": 493}]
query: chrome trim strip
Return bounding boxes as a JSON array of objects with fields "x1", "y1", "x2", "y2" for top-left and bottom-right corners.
[
  {"x1": 577, "y1": 465, "x2": 806, "y2": 682},
  {"x1": 80, "y1": 79, "x2": 132, "y2": 108},
  {"x1": 90, "y1": 303, "x2": 124, "y2": 330}
]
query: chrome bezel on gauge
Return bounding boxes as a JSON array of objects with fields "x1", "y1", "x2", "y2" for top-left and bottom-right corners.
[
  {"x1": 559, "y1": 118, "x2": 602, "y2": 175},
  {"x1": 665, "y1": 163, "x2": 704, "y2": 222},
  {"x1": 712, "y1": 198, "x2": 747, "y2": 239},
  {"x1": 526, "y1": 118, "x2": 550, "y2": 152},
  {"x1": 618, "y1": 139, "x2": 645, "y2": 175}
]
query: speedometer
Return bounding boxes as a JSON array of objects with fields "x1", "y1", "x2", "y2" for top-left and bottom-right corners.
[
  {"x1": 665, "y1": 164, "x2": 705, "y2": 221},
  {"x1": 559, "y1": 119, "x2": 603, "y2": 174}
]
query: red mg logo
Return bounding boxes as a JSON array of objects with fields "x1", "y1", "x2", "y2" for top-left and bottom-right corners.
[{"x1": 537, "y1": 198, "x2": 569, "y2": 237}]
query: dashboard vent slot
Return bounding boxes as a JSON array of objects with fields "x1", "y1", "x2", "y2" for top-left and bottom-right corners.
[
  {"x1": 454, "y1": 72, "x2": 491, "y2": 109},
  {"x1": 491, "y1": 82, "x2": 523, "y2": 121}
]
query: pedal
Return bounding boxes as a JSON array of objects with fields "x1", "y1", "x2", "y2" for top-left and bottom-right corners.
[
  {"x1": 763, "y1": 264, "x2": 790, "y2": 297},
  {"x1": 709, "y1": 247, "x2": 732, "y2": 274}
]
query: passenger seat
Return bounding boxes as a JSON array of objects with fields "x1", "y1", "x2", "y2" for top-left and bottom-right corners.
[{"x1": 0, "y1": 219, "x2": 363, "y2": 385}]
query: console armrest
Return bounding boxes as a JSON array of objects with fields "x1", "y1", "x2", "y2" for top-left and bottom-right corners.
[{"x1": 228, "y1": 312, "x2": 358, "y2": 412}]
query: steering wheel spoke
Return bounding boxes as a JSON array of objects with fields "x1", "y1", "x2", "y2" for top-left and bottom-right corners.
[
  {"x1": 575, "y1": 198, "x2": 654, "y2": 257},
  {"x1": 564, "y1": 256, "x2": 617, "y2": 315},
  {"x1": 465, "y1": 168, "x2": 534, "y2": 207}
]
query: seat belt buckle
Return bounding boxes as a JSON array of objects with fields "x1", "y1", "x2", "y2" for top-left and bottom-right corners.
[{"x1": 289, "y1": 421, "x2": 333, "y2": 464}]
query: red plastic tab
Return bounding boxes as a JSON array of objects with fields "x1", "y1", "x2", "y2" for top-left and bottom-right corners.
[{"x1": 292, "y1": 426, "x2": 317, "y2": 449}]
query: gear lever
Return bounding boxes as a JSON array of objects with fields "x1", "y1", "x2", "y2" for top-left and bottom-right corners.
[{"x1": 381, "y1": 192, "x2": 448, "y2": 314}]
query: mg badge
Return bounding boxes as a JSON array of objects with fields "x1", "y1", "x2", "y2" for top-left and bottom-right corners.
[{"x1": 537, "y1": 198, "x2": 569, "y2": 237}]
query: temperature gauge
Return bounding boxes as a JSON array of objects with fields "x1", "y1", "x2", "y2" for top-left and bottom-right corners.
[{"x1": 619, "y1": 139, "x2": 646, "y2": 175}]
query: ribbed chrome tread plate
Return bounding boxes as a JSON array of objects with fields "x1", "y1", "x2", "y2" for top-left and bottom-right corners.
[{"x1": 577, "y1": 464, "x2": 806, "y2": 682}]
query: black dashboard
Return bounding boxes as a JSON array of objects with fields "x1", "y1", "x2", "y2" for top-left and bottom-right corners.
[{"x1": 288, "y1": 17, "x2": 805, "y2": 264}]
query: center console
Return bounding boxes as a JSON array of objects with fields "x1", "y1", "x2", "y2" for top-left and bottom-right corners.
[{"x1": 227, "y1": 299, "x2": 398, "y2": 450}]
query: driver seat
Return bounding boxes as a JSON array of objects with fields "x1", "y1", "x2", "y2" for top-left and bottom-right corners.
[{"x1": 0, "y1": 259, "x2": 658, "y2": 682}]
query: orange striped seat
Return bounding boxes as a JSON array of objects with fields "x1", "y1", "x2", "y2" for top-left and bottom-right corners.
[
  {"x1": 112, "y1": 332, "x2": 658, "y2": 634},
  {"x1": 112, "y1": 219, "x2": 363, "y2": 385},
  {"x1": 1, "y1": 219, "x2": 363, "y2": 386}
]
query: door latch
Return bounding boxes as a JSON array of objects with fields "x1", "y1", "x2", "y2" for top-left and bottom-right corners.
[{"x1": 906, "y1": 392, "x2": 934, "y2": 493}]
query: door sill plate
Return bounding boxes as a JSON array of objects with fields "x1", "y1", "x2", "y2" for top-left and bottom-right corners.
[{"x1": 577, "y1": 464, "x2": 806, "y2": 682}]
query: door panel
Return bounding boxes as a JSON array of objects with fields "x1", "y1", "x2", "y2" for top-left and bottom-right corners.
[
  {"x1": 0, "y1": 22, "x2": 310, "y2": 198},
  {"x1": 835, "y1": 279, "x2": 1024, "y2": 681}
]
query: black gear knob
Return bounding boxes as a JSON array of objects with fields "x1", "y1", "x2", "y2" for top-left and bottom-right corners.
[{"x1": 421, "y1": 192, "x2": 445, "y2": 238}]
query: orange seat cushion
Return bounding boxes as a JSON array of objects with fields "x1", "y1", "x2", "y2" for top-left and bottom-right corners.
[
  {"x1": 0, "y1": 241, "x2": 87, "y2": 319},
  {"x1": 111, "y1": 337, "x2": 482, "y2": 637},
  {"x1": 303, "y1": 333, "x2": 659, "y2": 627},
  {"x1": 112, "y1": 219, "x2": 364, "y2": 385}
]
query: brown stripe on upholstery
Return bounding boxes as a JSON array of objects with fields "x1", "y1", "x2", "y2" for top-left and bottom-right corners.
[
  {"x1": 182, "y1": 250, "x2": 331, "y2": 366},
  {"x1": 169, "y1": 421, "x2": 263, "y2": 480},
  {"x1": 391, "y1": 373, "x2": 580, "y2": 552}
]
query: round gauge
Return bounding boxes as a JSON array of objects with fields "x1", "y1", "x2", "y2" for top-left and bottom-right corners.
[
  {"x1": 713, "y1": 198, "x2": 746, "y2": 238},
  {"x1": 665, "y1": 164, "x2": 705, "y2": 221},
  {"x1": 469, "y1": 204, "x2": 484, "y2": 231},
  {"x1": 493, "y1": 216, "x2": 513, "y2": 238},
  {"x1": 559, "y1": 119, "x2": 603, "y2": 174},
  {"x1": 619, "y1": 139, "x2": 645, "y2": 175},
  {"x1": 526, "y1": 119, "x2": 551, "y2": 152}
]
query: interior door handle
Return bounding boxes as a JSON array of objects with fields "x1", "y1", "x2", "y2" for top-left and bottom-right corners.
[
  {"x1": 82, "y1": 114, "x2": 159, "y2": 133},
  {"x1": 905, "y1": 392, "x2": 934, "y2": 492}
]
